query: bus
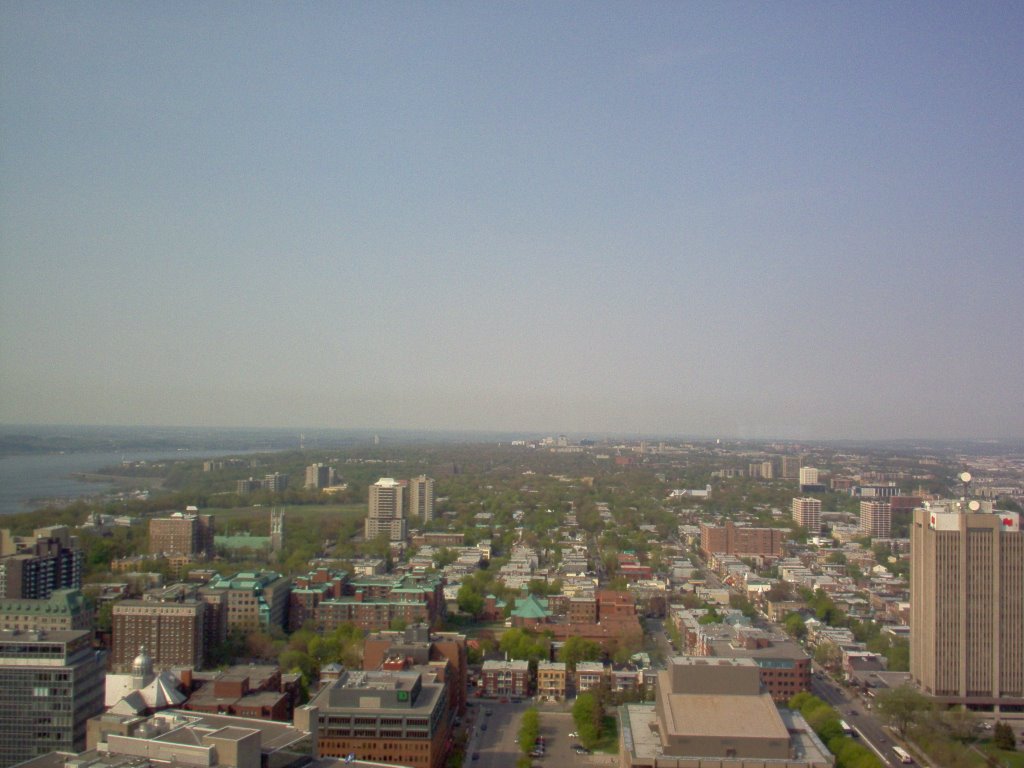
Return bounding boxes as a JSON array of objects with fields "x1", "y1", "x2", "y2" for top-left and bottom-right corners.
[{"x1": 892, "y1": 745, "x2": 913, "y2": 764}]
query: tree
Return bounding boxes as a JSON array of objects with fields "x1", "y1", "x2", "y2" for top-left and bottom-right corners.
[
  {"x1": 765, "y1": 581, "x2": 794, "y2": 602},
  {"x1": 518, "y1": 707, "x2": 540, "y2": 753},
  {"x1": 814, "y1": 640, "x2": 842, "y2": 671},
  {"x1": 499, "y1": 628, "x2": 548, "y2": 662},
  {"x1": 572, "y1": 691, "x2": 603, "y2": 747},
  {"x1": 559, "y1": 636, "x2": 602, "y2": 670},
  {"x1": 783, "y1": 612, "x2": 807, "y2": 640},
  {"x1": 433, "y1": 547, "x2": 458, "y2": 569},
  {"x1": 875, "y1": 685, "x2": 931, "y2": 737},
  {"x1": 941, "y1": 707, "x2": 979, "y2": 742},
  {"x1": 994, "y1": 721, "x2": 1017, "y2": 751},
  {"x1": 457, "y1": 582, "x2": 484, "y2": 617}
]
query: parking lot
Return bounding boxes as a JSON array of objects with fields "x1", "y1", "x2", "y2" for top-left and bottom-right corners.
[{"x1": 466, "y1": 703, "x2": 616, "y2": 768}]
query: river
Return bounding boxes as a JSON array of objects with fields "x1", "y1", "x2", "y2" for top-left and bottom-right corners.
[{"x1": 0, "y1": 449, "x2": 242, "y2": 516}]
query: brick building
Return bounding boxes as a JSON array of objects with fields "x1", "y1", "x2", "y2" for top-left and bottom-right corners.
[
  {"x1": 363, "y1": 624, "x2": 468, "y2": 716},
  {"x1": 316, "y1": 575, "x2": 444, "y2": 632},
  {"x1": 299, "y1": 669, "x2": 452, "y2": 768},
  {"x1": 112, "y1": 599, "x2": 206, "y2": 672},
  {"x1": 200, "y1": 571, "x2": 292, "y2": 633},
  {"x1": 148, "y1": 512, "x2": 214, "y2": 558},
  {"x1": 537, "y1": 661, "x2": 567, "y2": 701},
  {"x1": 700, "y1": 522, "x2": 787, "y2": 557},
  {"x1": 0, "y1": 587, "x2": 92, "y2": 632},
  {"x1": 183, "y1": 664, "x2": 300, "y2": 721},
  {"x1": 481, "y1": 659, "x2": 530, "y2": 697}
]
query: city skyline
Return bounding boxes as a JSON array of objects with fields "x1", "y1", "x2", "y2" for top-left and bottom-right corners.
[{"x1": 2, "y1": 4, "x2": 1022, "y2": 440}]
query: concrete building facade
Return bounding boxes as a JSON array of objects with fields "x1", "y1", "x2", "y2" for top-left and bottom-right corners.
[
  {"x1": 365, "y1": 478, "x2": 407, "y2": 542},
  {"x1": 409, "y1": 476, "x2": 435, "y2": 523},
  {"x1": 859, "y1": 500, "x2": 892, "y2": 539},
  {"x1": 0, "y1": 629, "x2": 105, "y2": 766},
  {"x1": 791, "y1": 498, "x2": 822, "y2": 534},
  {"x1": 911, "y1": 503, "x2": 1024, "y2": 713}
]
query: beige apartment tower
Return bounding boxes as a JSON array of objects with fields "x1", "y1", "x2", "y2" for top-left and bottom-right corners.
[
  {"x1": 859, "y1": 500, "x2": 892, "y2": 539},
  {"x1": 409, "y1": 475, "x2": 435, "y2": 523},
  {"x1": 365, "y1": 477, "x2": 407, "y2": 542},
  {"x1": 791, "y1": 497, "x2": 821, "y2": 534},
  {"x1": 910, "y1": 504, "x2": 1024, "y2": 712}
]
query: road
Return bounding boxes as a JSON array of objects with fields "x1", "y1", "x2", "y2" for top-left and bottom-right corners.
[{"x1": 810, "y1": 672, "x2": 909, "y2": 767}]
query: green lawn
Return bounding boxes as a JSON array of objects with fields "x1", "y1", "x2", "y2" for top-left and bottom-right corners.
[
  {"x1": 592, "y1": 715, "x2": 619, "y2": 753},
  {"x1": 980, "y1": 742, "x2": 1024, "y2": 768},
  {"x1": 206, "y1": 504, "x2": 366, "y2": 528}
]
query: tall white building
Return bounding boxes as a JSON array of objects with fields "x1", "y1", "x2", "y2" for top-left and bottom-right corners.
[
  {"x1": 409, "y1": 475, "x2": 435, "y2": 523},
  {"x1": 365, "y1": 478, "x2": 406, "y2": 542},
  {"x1": 798, "y1": 467, "x2": 819, "y2": 486},
  {"x1": 791, "y1": 497, "x2": 822, "y2": 533}
]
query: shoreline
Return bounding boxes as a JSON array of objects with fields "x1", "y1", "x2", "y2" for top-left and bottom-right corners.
[{"x1": 70, "y1": 472, "x2": 166, "y2": 489}]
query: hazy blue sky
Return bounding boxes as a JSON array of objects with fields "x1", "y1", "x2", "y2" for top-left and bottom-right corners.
[{"x1": 2, "y1": 3, "x2": 1022, "y2": 439}]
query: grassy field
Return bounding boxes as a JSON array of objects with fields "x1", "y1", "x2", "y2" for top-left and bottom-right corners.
[
  {"x1": 980, "y1": 742, "x2": 1024, "y2": 768},
  {"x1": 205, "y1": 504, "x2": 366, "y2": 531}
]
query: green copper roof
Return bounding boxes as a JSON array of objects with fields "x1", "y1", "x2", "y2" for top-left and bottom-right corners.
[{"x1": 511, "y1": 594, "x2": 551, "y2": 619}]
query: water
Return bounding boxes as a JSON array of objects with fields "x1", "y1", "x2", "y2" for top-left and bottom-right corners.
[{"x1": 0, "y1": 449, "x2": 232, "y2": 516}]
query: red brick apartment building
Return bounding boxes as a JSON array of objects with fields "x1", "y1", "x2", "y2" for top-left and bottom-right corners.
[{"x1": 700, "y1": 522, "x2": 786, "y2": 557}]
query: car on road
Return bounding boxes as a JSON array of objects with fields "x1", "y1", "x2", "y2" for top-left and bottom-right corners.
[
  {"x1": 472, "y1": 753, "x2": 480, "y2": 761},
  {"x1": 574, "y1": 747, "x2": 591, "y2": 755},
  {"x1": 480, "y1": 724, "x2": 487, "y2": 731}
]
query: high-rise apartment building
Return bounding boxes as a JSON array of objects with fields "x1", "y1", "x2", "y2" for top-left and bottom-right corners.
[
  {"x1": 791, "y1": 498, "x2": 822, "y2": 533},
  {"x1": 0, "y1": 531, "x2": 83, "y2": 600},
  {"x1": 112, "y1": 599, "x2": 206, "y2": 672},
  {"x1": 0, "y1": 629, "x2": 104, "y2": 765},
  {"x1": 798, "y1": 467, "x2": 819, "y2": 486},
  {"x1": 859, "y1": 500, "x2": 892, "y2": 539},
  {"x1": 365, "y1": 477, "x2": 407, "y2": 542},
  {"x1": 781, "y1": 456, "x2": 801, "y2": 479},
  {"x1": 305, "y1": 463, "x2": 336, "y2": 489},
  {"x1": 409, "y1": 475, "x2": 435, "y2": 523},
  {"x1": 263, "y1": 472, "x2": 289, "y2": 493},
  {"x1": 148, "y1": 511, "x2": 214, "y2": 558},
  {"x1": 910, "y1": 503, "x2": 1023, "y2": 712}
]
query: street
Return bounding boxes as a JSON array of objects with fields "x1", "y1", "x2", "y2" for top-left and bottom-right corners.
[{"x1": 810, "y1": 673, "x2": 904, "y2": 767}]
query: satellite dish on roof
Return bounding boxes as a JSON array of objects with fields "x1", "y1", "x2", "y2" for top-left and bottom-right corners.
[
  {"x1": 959, "y1": 471, "x2": 972, "y2": 484},
  {"x1": 968, "y1": 500, "x2": 981, "y2": 512}
]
